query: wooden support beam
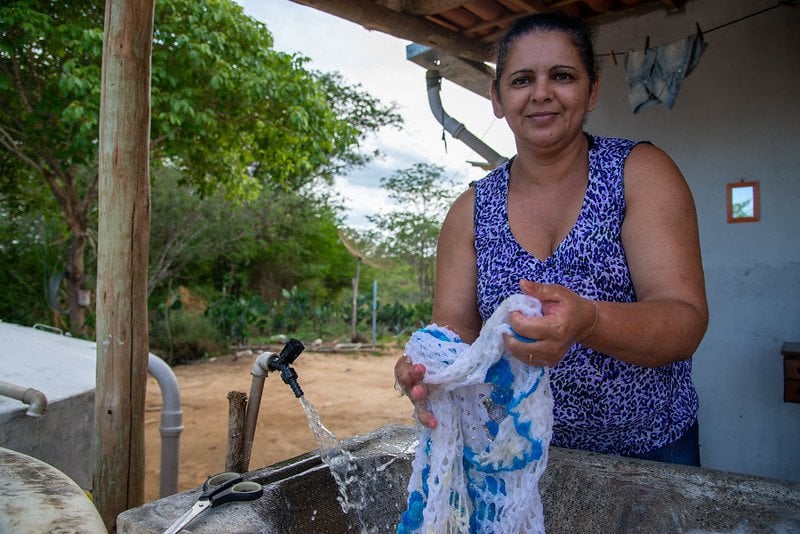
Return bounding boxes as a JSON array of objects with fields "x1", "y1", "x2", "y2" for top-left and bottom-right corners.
[
  {"x1": 94, "y1": 0, "x2": 154, "y2": 529},
  {"x1": 292, "y1": 0, "x2": 493, "y2": 62},
  {"x1": 464, "y1": 12, "x2": 523, "y2": 35},
  {"x1": 659, "y1": 0, "x2": 687, "y2": 10},
  {"x1": 403, "y1": 0, "x2": 468, "y2": 15},
  {"x1": 503, "y1": 0, "x2": 551, "y2": 13},
  {"x1": 584, "y1": 0, "x2": 615, "y2": 13}
]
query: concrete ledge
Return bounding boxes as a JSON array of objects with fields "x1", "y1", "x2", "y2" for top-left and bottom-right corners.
[
  {"x1": 119, "y1": 424, "x2": 800, "y2": 533},
  {"x1": 541, "y1": 446, "x2": 800, "y2": 533}
]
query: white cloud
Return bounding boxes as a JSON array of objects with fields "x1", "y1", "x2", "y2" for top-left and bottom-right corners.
[{"x1": 333, "y1": 176, "x2": 391, "y2": 229}]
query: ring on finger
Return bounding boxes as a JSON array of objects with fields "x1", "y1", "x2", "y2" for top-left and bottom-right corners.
[{"x1": 527, "y1": 354, "x2": 534, "y2": 364}]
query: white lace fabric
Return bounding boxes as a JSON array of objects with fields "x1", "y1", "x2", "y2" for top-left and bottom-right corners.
[{"x1": 397, "y1": 294, "x2": 553, "y2": 534}]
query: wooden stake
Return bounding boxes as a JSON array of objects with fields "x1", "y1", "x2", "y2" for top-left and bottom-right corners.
[{"x1": 225, "y1": 391, "x2": 249, "y2": 473}]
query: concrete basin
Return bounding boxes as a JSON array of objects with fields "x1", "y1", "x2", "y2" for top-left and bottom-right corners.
[
  {"x1": 118, "y1": 423, "x2": 800, "y2": 533},
  {"x1": 0, "y1": 447, "x2": 107, "y2": 533}
]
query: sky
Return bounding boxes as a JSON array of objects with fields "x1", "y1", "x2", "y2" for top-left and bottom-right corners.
[{"x1": 237, "y1": 0, "x2": 516, "y2": 228}]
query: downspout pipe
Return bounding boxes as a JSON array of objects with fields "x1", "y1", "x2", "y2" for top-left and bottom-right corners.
[
  {"x1": 0, "y1": 380, "x2": 48, "y2": 417},
  {"x1": 426, "y1": 70, "x2": 508, "y2": 169},
  {"x1": 147, "y1": 353, "x2": 183, "y2": 498}
]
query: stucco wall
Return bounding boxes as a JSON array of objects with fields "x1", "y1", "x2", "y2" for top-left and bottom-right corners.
[{"x1": 586, "y1": 0, "x2": 800, "y2": 481}]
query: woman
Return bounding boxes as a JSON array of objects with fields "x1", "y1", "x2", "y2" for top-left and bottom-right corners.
[{"x1": 395, "y1": 13, "x2": 708, "y2": 465}]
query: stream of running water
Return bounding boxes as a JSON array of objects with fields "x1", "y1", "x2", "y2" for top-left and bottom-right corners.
[{"x1": 300, "y1": 396, "x2": 386, "y2": 533}]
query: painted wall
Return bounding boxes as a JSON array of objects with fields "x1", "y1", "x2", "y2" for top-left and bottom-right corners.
[{"x1": 586, "y1": 0, "x2": 800, "y2": 481}]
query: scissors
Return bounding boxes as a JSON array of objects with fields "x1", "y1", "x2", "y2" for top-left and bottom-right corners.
[{"x1": 163, "y1": 472, "x2": 263, "y2": 534}]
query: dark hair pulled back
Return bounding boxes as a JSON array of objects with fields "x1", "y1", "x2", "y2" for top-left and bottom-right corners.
[{"x1": 492, "y1": 13, "x2": 598, "y2": 91}]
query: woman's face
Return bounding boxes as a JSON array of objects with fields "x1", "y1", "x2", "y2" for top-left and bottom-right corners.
[{"x1": 491, "y1": 30, "x2": 599, "y2": 152}]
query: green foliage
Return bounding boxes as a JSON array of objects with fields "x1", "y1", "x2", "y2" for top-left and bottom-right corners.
[
  {"x1": 0, "y1": 0, "x2": 104, "y2": 172},
  {"x1": 279, "y1": 286, "x2": 311, "y2": 333},
  {"x1": 145, "y1": 274, "x2": 431, "y2": 359},
  {"x1": 148, "y1": 166, "x2": 251, "y2": 295},
  {"x1": 146, "y1": 171, "x2": 368, "y2": 352},
  {"x1": 149, "y1": 0, "x2": 400, "y2": 196},
  {"x1": 244, "y1": 181, "x2": 355, "y2": 302},
  {"x1": 367, "y1": 163, "x2": 457, "y2": 301},
  {"x1": 0, "y1": 0, "x2": 401, "y2": 334},
  {"x1": 0, "y1": 202, "x2": 66, "y2": 326},
  {"x1": 0, "y1": 0, "x2": 401, "y2": 196},
  {"x1": 312, "y1": 71, "x2": 402, "y2": 174},
  {"x1": 205, "y1": 294, "x2": 269, "y2": 345},
  {"x1": 202, "y1": 287, "x2": 349, "y2": 346},
  {"x1": 376, "y1": 299, "x2": 432, "y2": 336},
  {"x1": 148, "y1": 170, "x2": 356, "y2": 302},
  {"x1": 732, "y1": 199, "x2": 753, "y2": 218},
  {"x1": 149, "y1": 303, "x2": 226, "y2": 366},
  {"x1": 0, "y1": 0, "x2": 435, "y2": 350}
]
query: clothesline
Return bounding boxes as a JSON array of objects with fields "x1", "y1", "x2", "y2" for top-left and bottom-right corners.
[{"x1": 598, "y1": 0, "x2": 796, "y2": 63}]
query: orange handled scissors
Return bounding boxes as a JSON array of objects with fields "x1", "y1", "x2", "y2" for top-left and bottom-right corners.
[{"x1": 163, "y1": 472, "x2": 263, "y2": 534}]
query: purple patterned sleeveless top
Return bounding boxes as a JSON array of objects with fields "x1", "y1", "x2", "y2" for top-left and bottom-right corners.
[{"x1": 473, "y1": 134, "x2": 698, "y2": 455}]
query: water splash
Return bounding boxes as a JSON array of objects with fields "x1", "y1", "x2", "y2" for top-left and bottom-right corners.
[{"x1": 299, "y1": 396, "x2": 375, "y2": 532}]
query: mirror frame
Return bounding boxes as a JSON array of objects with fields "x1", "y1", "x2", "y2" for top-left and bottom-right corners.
[{"x1": 726, "y1": 180, "x2": 760, "y2": 223}]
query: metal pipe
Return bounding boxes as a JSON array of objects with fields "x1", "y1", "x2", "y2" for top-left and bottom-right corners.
[
  {"x1": 0, "y1": 380, "x2": 48, "y2": 417},
  {"x1": 426, "y1": 70, "x2": 508, "y2": 170},
  {"x1": 241, "y1": 351, "x2": 273, "y2": 472},
  {"x1": 146, "y1": 354, "x2": 183, "y2": 497}
]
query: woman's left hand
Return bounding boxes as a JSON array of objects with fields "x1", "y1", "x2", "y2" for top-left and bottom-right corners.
[{"x1": 504, "y1": 279, "x2": 598, "y2": 367}]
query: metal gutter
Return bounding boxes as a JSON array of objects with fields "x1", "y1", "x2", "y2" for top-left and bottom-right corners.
[{"x1": 425, "y1": 70, "x2": 508, "y2": 170}]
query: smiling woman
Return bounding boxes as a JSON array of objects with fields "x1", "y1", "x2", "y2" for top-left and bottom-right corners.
[{"x1": 394, "y1": 17, "x2": 709, "y2": 522}]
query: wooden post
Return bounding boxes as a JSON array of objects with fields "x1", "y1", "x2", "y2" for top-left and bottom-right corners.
[
  {"x1": 94, "y1": 0, "x2": 155, "y2": 529},
  {"x1": 351, "y1": 257, "x2": 361, "y2": 342},
  {"x1": 225, "y1": 391, "x2": 248, "y2": 473}
]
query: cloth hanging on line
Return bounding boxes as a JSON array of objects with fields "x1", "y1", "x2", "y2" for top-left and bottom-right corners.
[
  {"x1": 624, "y1": 33, "x2": 708, "y2": 113},
  {"x1": 396, "y1": 293, "x2": 553, "y2": 534}
]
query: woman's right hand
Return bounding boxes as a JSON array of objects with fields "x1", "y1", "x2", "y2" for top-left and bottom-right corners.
[{"x1": 394, "y1": 355, "x2": 438, "y2": 429}]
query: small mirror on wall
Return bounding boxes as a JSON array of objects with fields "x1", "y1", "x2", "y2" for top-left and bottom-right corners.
[{"x1": 727, "y1": 180, "x2": 760, "y2": 223}]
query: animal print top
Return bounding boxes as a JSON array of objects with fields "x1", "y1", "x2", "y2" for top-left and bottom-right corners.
[{"x1": 473, "y1": 134, "x2": 698, "y2": 455}]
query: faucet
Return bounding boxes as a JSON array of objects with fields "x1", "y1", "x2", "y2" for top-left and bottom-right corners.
[
  {"x1": 238, "y1": 338, "x2": 305, "y2": 472},
  {"x1": 266, "y1": 338, "x2": 304, "y2": 398}
]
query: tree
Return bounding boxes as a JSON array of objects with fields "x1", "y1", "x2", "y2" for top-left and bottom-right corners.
[
  {"x1": 367, "y1": 163, "x2": 457, "y2": 301},
  {"x1": 148, "y1": 167, "x2": 356, "y2": 309},
  {"x1": 147, "y1": 166, "x2": 250, "y2": 296},
  {"x1": 0, "y1": 192, "x2": 68, "y2": 327},
  {"x1": 0, "y1": 0, "x2": 400, "y2": 334}
]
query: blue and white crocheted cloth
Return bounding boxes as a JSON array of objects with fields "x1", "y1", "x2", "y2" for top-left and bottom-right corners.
[{"x1": 397, "y1": 294, "x2": 553, "y2": 534}]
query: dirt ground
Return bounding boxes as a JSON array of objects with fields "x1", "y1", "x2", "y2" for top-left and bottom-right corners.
[{"x1": 143, "y1": 346, "x2": 415, "y2": 502}]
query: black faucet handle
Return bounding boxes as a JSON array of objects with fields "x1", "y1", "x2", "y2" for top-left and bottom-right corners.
[{"x1": 278, "y1": 338, "x2": 305, "y2": 365}]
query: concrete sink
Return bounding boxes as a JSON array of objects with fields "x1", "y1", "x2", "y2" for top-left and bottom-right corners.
[{"x1": 118, "y1": 424, "x2": 800, "y2": 533}]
